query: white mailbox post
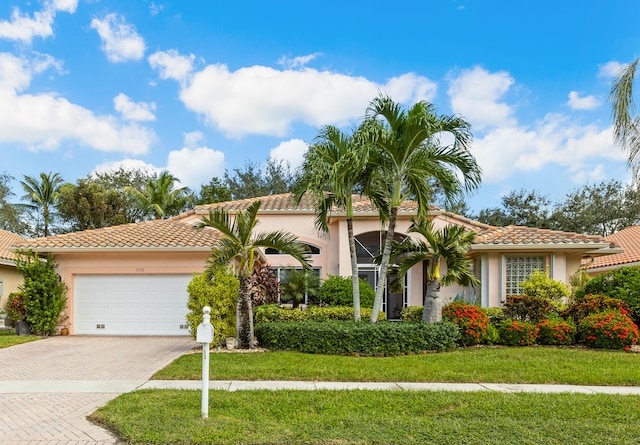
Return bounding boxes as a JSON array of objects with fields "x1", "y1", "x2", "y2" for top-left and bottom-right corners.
[{"x1": 196, "y1": 306, "x2": 214, "y2": 419}]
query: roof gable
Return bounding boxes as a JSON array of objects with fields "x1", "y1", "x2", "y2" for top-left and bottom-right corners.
[{"x1": 588, "y1": 225, "x2": 640, "y2": 270}]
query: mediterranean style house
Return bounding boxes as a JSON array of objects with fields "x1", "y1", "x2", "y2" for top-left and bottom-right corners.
[
  {"x1": 13, "y1": 193, "x2": 621, "y2": 335},
  {"x1": 587, "y1": 225, "x2": 640, "y2": 274}
]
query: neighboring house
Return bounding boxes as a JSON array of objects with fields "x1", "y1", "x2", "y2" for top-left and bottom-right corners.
[
  {"x1": 587, "y1": 225, "x2": 640, "y2": 274},
  {"x1": 0, "y1": 230, "x2": 27, "y2": 311},
  {"x1": 14, "y1": 193, "x2": 621, "y2": 336}
]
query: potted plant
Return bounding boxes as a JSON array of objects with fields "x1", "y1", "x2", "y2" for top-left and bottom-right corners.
[
  {"x1": 0, "y1": 309, "x2": 7, "y2": 330},
  {"x1": 6, "y1": 293, "x2": 30, "y2": 336}
]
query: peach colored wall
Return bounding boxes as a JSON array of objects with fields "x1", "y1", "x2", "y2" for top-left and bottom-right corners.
[
  {"x1": 0, "y1": 265, "x2": 22, "y2": 312},
  {"x1": 54, "y1": 251, "x2": 210, "y2": 334}
]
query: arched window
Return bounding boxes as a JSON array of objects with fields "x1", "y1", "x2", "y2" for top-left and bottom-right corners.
[{"x1": 265, "y1": 243, "x2": 320, "y2": 255}]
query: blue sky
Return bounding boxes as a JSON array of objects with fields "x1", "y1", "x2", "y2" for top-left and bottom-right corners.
[{"x1": 2, "y1": 0, "x2": 639, "y2": 214}]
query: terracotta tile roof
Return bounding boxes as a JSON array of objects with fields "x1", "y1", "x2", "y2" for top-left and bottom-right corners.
[
  {"x1": 588, "y1": 226, "x2": 640, "y2": 270},
  {"x1": 472, "y1": 225, "x2": 617, "y2": 249},
  {"x1": 16, "y1": 219, "x2": 220, "y2": 251},
  {"x1": 0, "y1": 230, "x2": 27, "y2": 263}
]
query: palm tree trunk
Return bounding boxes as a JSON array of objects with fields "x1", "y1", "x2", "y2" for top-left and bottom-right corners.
[
  {"x1": 236, "y1": 276, "x2": 255, "y2": 349},
  {"x1": 347, "y1": 217, "x2": 361, "y2": 321},
  {"x1": 370, "y1": 206, "x2": 398, "y2": 323},
  {"x1": 422, "y1": 279, "x2": 442, "y2": 323}
]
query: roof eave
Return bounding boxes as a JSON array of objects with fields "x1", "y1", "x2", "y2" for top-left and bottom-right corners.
[
  {"x1": 20, "y1": 246, "x2": 214, "y2": 253},
  {"x1": 469, "y1": 243, "x2": 618, "y2": 252}
]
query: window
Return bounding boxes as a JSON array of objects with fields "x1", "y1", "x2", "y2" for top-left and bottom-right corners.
[
  {"x1": 505, "y1": 256, "x2": 547, "y2": 296},
  {"x1": 265, "y1": 244, "x2": 320, "y2": 255},
  {"x1": 272, "y1": 267, "x2": 321, "y2": 305}
]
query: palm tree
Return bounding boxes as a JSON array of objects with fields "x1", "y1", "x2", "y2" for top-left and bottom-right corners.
[
  {"x1": 20, "y1": 172, "x2": 64, "y2": 237},
  {"x1": 610, "y1": 58, "x2": 640, "y2": 179},
  {"x1": 362, "y1": 95, "x2": 482, "y2": 322},
  {"x1": 296, "y1": 124, "x2": 384, "y2": 321},
  {"x1": 197, "y1": 200, "x2": 311, "y2": 349},
  {"x1": 127, "y1": 171, "x2": 191, "y2": 219},
  {"x1": 389, "y1": 219, "x2": 479, "y2": 323}
]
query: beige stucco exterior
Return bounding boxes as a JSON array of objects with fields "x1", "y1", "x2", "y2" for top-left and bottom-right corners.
[{"x1": 0, "y1": 263, "x2": 22, "y2": 311}]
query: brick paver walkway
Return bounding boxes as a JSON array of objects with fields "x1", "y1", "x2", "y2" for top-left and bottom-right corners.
[{"x1": 0, "y1": 336, "x2": 195, "y2": 445}]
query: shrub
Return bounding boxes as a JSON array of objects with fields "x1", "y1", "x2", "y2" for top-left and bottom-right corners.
[
  {"x1": 537, "y1": 319, "x2": 576, "y2": 346},
  {"x1": 401, "y1": 306, "x2": 424, "y2": 322},
  {"x1": 249, "y1": 265, "x2": 279, "y2": 307},
  {"x1": 317, "y1": 275, "x2": 375, "y2": 308},
  {"x1": 186, "y1": 268, "x2": 239, "y2": 346},
  {"x1": 6, "y1": 292, "x2": 26, "y2": 323},
  {"x1": 575, "y1": 267, "x2": 640, "y2": 324},
  {"x1": 279, "y1": 268, "x2": 320, "y2": 308},
  {"x1": 15, "y1": 250, "x2": 67, "y2": 336},
  {"x1": 498, "y1": 320, "x2": 539, "y2": 346},
  {"x1": 254, "y1": 305, "x2": 385, "y2": 324},
  {"x1": 442, "y1": 302, "x2": 488, "y2": 347},
  {"x1": 519, "y1": 269, "x2": 570, "y2": 302},
  {"x1": 255, "y1": 320, "x2": 460, "y2": 354},
  {"x1": 561, "y1": 294, "x2": 630, "y2": 325},
  {"x1": 481, "y1": 324, "x2": 501, "y2": 345},
  {"x1": 503, "y1": 295, "x2": 554, "y2": 323},
  {"x1": 578, "y1": 310, "x2": 639, "y2": 350},
  {"x1": 481, "y1": 307, "x2": 506, "y2": 326}
]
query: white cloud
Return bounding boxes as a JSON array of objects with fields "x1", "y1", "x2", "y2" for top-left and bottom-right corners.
[
  {"x1": 0, "y1": 1, "x2": 77, "y2": 43},
  {"x1": 113, "y1": 93, "x2": 156, "y2": 121},
  {"x1": 567, "y1": 91, "x2": 601, "y2": 110},
  {"x1": 149, "y1": 3, "x2": 165, "y2": 16},
  {"x1": 167, "y1": 147, "x2": 225, "y2": 189},
  {"x1": 569, "y1": 164, "x2": 606, "y2": 184},
  {"x1": 277, "y1": 53, "x2": 322, "y2": 69},
  {"x1": 171, "y1": 61, "x2": 436, "y2": 137},
  {"x1": 598, "y1": 60, "x2": 626, "y2": 78},
  {"x1": 148, "y1": 50, "x2": 195, "y2": 84},
  {"x1": 91, "y1": 14, "x2": 146, "y2": 63},
  {"x1": 269, "y1": 139, "x2": 308, "y2": 171},
  {"x1": 448, "y1": 66, "x2": 516, "y2": 130},
  {"x1": 0, "y1": 52, "x2": 155, "y2": 154},
  {"x1": 93, "y1": 159, "x2": 160, "y2": 177},
  {"x1": 183, "y1": 131, "x2": 205, "y2": 148}
]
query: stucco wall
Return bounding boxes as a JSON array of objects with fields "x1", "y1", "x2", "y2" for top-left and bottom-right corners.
[{"x1": 0, "y1": 264, "x2": 22, "y2": 311}]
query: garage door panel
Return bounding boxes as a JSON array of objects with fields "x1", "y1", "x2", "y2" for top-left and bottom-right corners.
[{"x1": 74, "y1": 274, "x2": 192, "y2": 336}]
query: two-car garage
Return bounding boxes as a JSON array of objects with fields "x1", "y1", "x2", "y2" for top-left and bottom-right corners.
[{"x1": 73, "y1": 274, "x2": 193, "y2": 336}]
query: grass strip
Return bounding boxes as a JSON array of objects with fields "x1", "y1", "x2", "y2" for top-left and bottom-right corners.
[
  {"x1": 90, "y1": 389, "x2": 640, "y2": 445},
  {"x1": 153, "y1": 347, "x2": 640, "y2": 386},
  {"x1": 0, "y1": 329, "x2": 39, "y2": 348}
]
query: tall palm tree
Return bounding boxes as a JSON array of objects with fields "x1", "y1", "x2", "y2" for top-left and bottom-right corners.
[
  {"x1": 296, "y1": 124, "x2": 385, "y2": 321},
  {"x1": 610, "y1": 58, "x2": 640, "y2": 179},
  {"x1": 362, "y1": 95, "x2": 482, "y2": 322},
  {"x1": 20, "y1": 172, "x2": 64, "y2": 237},
  {"x1": 197, "y1": 200, "x2": 311, "y2": 349},
  {"x1": 389, "y1": 218, "x2": 479, "y2": 323},
  {"x1": 127, "y1": 171, "x2": 191, "y2": 219}
]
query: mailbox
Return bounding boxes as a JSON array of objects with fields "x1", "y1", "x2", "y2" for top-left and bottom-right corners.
[{"x1": 196, "y1": 322, "x2": 214, "y2": 343}]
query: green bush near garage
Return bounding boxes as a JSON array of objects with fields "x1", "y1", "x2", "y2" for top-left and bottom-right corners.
[
  {"x1": 254, "y1": 304, "x2": 385, "y2": 324},
  {"x1": 255, "y1": 320, "x2": 459, "y2": 354}
]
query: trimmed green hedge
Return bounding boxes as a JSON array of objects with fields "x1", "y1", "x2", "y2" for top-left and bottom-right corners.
[
  {"x1": 254, "y1": 305, "x2": 386, "y2": 324},
  {"x1": 254, "y1": 320, "x2": 460, "y2": 354}
]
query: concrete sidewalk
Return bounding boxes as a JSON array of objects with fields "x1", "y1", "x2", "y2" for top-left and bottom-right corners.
[{"x1": 2, "y1": 379, "x2": 639, "y2": 395}]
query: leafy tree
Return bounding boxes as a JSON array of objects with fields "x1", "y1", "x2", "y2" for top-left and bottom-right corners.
[
  {"x1": 196, "y1": 177, "x2": 232, "y2": 205},
  {"x1": 549, "y1": 180, "x2": 639, "y2": 236},
  {"x1": 361, "y1": 95, "x2": 481, "y2": 322},
  {"x1": 186, "y1": 267, "x2": 239, "y2": 345},
  {"x1": 0, "y1": 172, "x2": 30, "y2": 236},
  {"x1": 197, "y1": 200, "x2": 311, "y2": 348},
  {"x1": 127, "y1": 171, "x2": 192, "y2": 219},
  {"x1": 225, "y1": 159, "x2": 299, "y2": 200},
  {"x1": 296, "y1": 124, "x2": 381, "y2": 321},
  {"x1": 92, "y1": 167, "x2": 157, "y2": 222},
  {"x1": 279, "y1": 268, "x2": 320, "y2": 308},
  {"x1": 56, "y1": 180, "x2": 128, "y2": 231},
  {"x1": 20, "y1": 172, "x2": 64, "y2": 237},
  {"x1": 15, "y1": 250, "x2": 67, "y2": 336},
  {"x1": 389, "y1": 219, "x2": 479, "y2": 323},
  {"x1": 476, "y1": 189, "x2": 552, "y2": 227}
]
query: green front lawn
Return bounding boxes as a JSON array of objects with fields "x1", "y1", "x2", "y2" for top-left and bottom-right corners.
[
  {"x1": 0, "y1": 329, "x2": 39, "y2": 348},
  {"x1": 153, "y1": 347, "x2": 640, "y2": 386},
  {"x1": 91, "y1": 389, "x2": 640, "y2": 445}
]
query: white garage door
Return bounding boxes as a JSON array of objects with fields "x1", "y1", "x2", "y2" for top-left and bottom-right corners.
[{"x1": 74, "y1": 274, "x2": 192, "y2": 335}]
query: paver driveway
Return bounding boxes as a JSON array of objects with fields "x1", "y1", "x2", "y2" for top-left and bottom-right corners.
[{"x1": 0, "y1": 336, "x2": 195, "y2": 445}]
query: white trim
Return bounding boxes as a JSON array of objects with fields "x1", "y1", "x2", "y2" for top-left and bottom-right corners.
[{"x1": 480, "y1": 255, "x2": 488, "y2": 308}]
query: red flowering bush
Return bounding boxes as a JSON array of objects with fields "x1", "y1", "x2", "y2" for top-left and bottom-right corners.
[
  {"x1": 537, "y1": 319, "x2": 576, "y2": 346},
  {"x1": 578, "y1": 310, "x2": 639, "y2": 350},
  {"x1": 442, "y1": 302, "x2": 488, "y2": 346},
  {"x1": 561, "y1": 294, "x2": 630, "y2": 325},
  {"x1": 498, "y1": 320, "x2": 539, "y2": 346}
]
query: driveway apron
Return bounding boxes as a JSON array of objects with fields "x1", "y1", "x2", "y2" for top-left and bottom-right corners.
[{"x1": 0, "y1": 336, "x2": 195, "y2": 445}]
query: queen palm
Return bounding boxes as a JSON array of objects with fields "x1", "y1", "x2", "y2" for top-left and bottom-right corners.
[
  {"x1": 610, "y1": 58, "x2": 640, "y2": 179},
  {"x1": 296, "y1": 124, "x2": 384, "y2": 321},
  {"x1": 127, "y1": 171, "x2": 191, "y2": 219},
  {"x1": 389, "y1": 219, "x2": 479, "y2": 323},
  {"x1": 198, "y1": 200, "x2": 311, "y2": 349},
  {"x1": 20, "y1": 172, "x2": 64, "y2": 237},
  {"x1": 362, "y1": 95, "x2": 481, "y2": 322}
]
